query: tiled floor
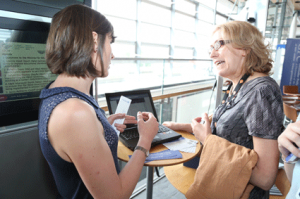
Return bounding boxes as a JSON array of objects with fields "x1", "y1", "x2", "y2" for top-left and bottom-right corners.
[{"x1": 131, "y1": 168, "x2": 186, "y2": 199}]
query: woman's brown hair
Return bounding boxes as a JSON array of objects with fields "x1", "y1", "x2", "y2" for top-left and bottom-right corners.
[
  {"x1": 213, "y1": 21, "x2": 273, "y2": 75},
  {"x1": 46, "y1": 4, "x2": 114, "y2": 77}
]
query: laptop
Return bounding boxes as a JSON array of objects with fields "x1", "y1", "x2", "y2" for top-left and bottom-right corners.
[{"x1": 105, "y1": 89, "x2": 182, "y2": 151}]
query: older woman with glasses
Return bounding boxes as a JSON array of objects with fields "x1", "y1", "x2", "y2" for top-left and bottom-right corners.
[{"x1": 163, "y1": 21, "x2": 283, "y2": 198}]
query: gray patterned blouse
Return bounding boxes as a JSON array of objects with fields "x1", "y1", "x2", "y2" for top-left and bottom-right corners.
[{"x1": 211, "y1": 76, "x2": 284, "y2": 199}]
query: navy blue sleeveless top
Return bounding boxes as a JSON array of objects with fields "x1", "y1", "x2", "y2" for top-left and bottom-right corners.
[{"x1": 38, "y1": 82, "x2": 120, "y2": 199}]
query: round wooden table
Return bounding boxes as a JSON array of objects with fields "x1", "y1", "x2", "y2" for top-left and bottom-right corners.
[{"x1": 117, "y1": 130, "x2": 201, "y2": 199}]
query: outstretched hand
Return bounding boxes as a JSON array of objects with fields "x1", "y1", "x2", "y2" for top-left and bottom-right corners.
[
  {"x1": 107, "y1": 113, "x2": 137, "y2": 133},
  {"x1": 191, "y1": 113, "x2": 212, "y2": 144},
  {"x1": 162, "y1": 121, "x2": 179, "y2": 131},
  {"x1": 278, "y1": 121, "x2": 300, "y2": 159}
]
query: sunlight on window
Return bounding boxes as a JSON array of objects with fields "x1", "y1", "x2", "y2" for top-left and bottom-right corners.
[
  {"x1": 141, "y1": 2, "x2": 171, "y2": 27},
  {"x1": 217, "y1": 0, "x2": 237, "y2": 16},
  {"x1": 94, "y1": 0, "x2": 216, "y2": 102},
  {"x1": 194, "y1": 0, "x2": 215, "y2": 9},
  {"x1": 216, "y1": 15, "x2": 227, "y2": 25},
  {"x1": 106, "y1": 16, "x2": 136, "y2": 41},
  {"x1": 146, "y1": 0, "x2": 172, "y2": 7},
  {"x1": 112, "y1": 42, "x2": 135, "y2": 58},
  {"x1": 173, "y1": 47, "x2": 194, "y2": 59},
  {"x1": 174, "y1": 0, "x2": 195, "y2": 14},
  {"x1": 141, "y1": 45, "x2": 170, "y2": 58},
  {"x1": 198, "y1": 6, "x2": 214, "y2": 23},
  {"x1": 174, "y1": 13, "x2": 195, "y2": 32},
  {"x1": 174, "y1": 30, "x2": 195, "y2": 47},
  {"x1": 197, "y1": 20, "x2": 214, "y2": 36},
  {"x1": 97, "y1": 0, "x2": 136, "y2": 20},
  {"x1": 140, "y1": 23, "x2": 170, "y2": 45}
]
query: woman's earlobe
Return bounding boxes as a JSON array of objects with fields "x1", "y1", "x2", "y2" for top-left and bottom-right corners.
[{"x1": 242, "y1": 49, "x2": 250, "y2": 57}]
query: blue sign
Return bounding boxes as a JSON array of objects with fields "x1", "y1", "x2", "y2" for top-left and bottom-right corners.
[{"x1": 280, "y1": 38, "x2": 300, "y2": 94}]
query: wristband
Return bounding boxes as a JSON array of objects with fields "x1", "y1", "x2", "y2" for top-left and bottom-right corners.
[{"x1": 134, "y1": 146, "x2": 149, "y2": 157}]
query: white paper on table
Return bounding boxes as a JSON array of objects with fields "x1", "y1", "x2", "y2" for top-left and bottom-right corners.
[
  {"x1": 112, "y1": 96, "x2": 131, "y2": 136},
  {"x1": 163, "y1": 137, "x2": 198, "y2": 153}
]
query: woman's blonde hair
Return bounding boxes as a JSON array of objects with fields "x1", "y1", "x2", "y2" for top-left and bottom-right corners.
[{"x1": 213, "y1": 21, "x2": 273, "y2": 75}]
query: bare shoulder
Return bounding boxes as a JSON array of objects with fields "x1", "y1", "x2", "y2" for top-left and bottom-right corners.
[
  {"x1": 47, "y1": 98, "x2": 104, "y2": 161},
  {"x1": 50, "y1": 98, "x2": 97, "y2": 129}
]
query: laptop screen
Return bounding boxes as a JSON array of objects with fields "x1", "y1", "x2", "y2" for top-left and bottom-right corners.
[{"x1": 105, "y1": 90, "x2": 159, "y2": 120}]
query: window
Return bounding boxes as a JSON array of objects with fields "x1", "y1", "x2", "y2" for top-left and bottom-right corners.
[
  {"x1": 96, "y1": 0, "x2": 136, "y2": 20},
  {"x1": 141, "y1": 2, "x2": 171, "y2": 27},
  {"x1": 175, "y1": 0, "x2": 195, "y2": 14},
  {"x1": 106, "y1": 16, "x2": 136, "y2": 42},
  {"x1": 140, "y1": 23, "x2": 170, "y2": 45},
  {"x1": 174, "y1": 12, "x2": 195, "y2": 32}
]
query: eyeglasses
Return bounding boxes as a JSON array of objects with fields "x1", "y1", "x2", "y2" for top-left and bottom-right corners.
[{"x1": 209, "y1": 40, "x2": 230, "y2": 55}]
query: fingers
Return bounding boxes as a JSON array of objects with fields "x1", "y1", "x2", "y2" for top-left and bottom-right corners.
[
  {"x1": 111, "y1": 113, "x2": 125, "y2": 120},
  {"x1": 278, "y1": 122, "x2": 300, "y2": 158},
  {"x1": 137, "y1": 111, "x2": 143, "y2": 122},
  {"x1": 191, "y1": 118, "x2": 199, "y2": 129},
  {"x1": 194, "y1": 117, "x2": 202, "y2": 123},
  {"x1": 203, "y1": 113, "x2": 210, "y2": 126},
  {"x1": 123, "y1": 115, "x2": 137, "y2": 124},
  {"x1": 140, "y1": 112, "x2": 155, "y2": 121},
  {"x1": 114, "y1": 123, "x2": 126, "y2": 132},
  {"x1": 142, "y1": 112, "x2": 150, "y2": 120}
]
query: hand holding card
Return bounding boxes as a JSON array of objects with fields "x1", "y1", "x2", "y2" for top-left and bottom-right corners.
[{"x1": 112, "y1": 96, "x2": 131, "y2": 136}]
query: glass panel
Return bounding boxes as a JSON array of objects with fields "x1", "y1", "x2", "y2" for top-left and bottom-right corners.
[
  {"x1": 216, "y1": 14, "x2": 227, "y2": 25},
  {"x1": 141, "y1": 2, "x2": 171, "y2": 27},
  {"x1": 97, "y1": 0, "x2": 136, "y2": 20},
  {"x1": 217, "y1": 0, "x2": 237, "y2": 16},
  {"x1": 196, "y1": 0, "x2": 215, "y2": 9},
  {"x1": 95, "y1": 59, "x2": 214, "y2": 105},
  {"x1": 176, "y1": 90, "x2": 216, "y2": 123},
  {"x1": 198, "y1": 6, "x2": 214, "y2": 23},
  {"x1": 141, "y1": 45, "x2": 169, "y2": 58},
  {"x1": 174, "y1": 12, "x2": 195, "y2": 32},
  {"x1": 173, "y1": 47, "x2": 193, "y2": 59},
  {"x1": 96, "y1": 60, "x2": 164, "y2": 97},
  {"x1": 174, "y1": 30, "x2": 195, "y2": 47},
  {"x1": 140, "y1": 23, "x2": 170, "y2": 45},
  {"x1": 146, "y1": 0, "x2": 172, "y2": 7},
  {"x1": 196, "y1": 35, "x2": 211, "y2": 59},
  {"x1": 175, "y1": 0, "x2": 195, "y2": 14},
  {"x1": 112, "y1": 42, "x2": 135, "y2": 58},
  {"x1": 162, "y1": 60, "x2": 214, "y2": 86},
  {"x1": 196, "y1": 20, "x2": 214, "y2": 36},
  {"x1": 106, "y1": 16, "x2": 136, "y2": 42}
]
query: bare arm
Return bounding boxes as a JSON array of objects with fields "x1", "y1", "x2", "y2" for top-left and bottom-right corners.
[
  {"x1": 249, "y1": 137, "x2": 279, "y2": 190},
  {"x1": 163, "y1": 115, "x2": 213, "y2": 134},
  {"x1": 163, "y1": 122, "x2": 193, "y2": 133},
  {"x1": 48, "y1": 99, "x2": 158, "y2": 199}
]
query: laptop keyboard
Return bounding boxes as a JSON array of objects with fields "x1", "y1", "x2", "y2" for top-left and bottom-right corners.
[
  {"x1": 158, "y1": 124, "x2": 172, "y2": 133},
  {"x1": 122, "y1": 128, "x2": 139, "y2": 140},
  {"x1": 122, "y1": 125, "x2": 173, "y2": 140}
]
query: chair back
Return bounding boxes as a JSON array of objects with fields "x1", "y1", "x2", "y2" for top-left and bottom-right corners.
[
  {"x1": 283, "y1": 102, "x2": 298, "y2": 122},
  {"x1": 283, "y1": 85, "x2": 298, "y2": 94}
]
